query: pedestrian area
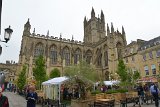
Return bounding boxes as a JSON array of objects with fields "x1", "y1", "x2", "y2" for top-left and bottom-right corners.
[
  {"x1": 2, "y1": 91, "x2": 158, "y2": 107},
  {"x1": 3, "y1": 91, "x2": 41, "y2": 107}
]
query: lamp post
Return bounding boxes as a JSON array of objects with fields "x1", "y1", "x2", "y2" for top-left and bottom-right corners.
[
  {"x1": 0, "y1": 25, "x2": 13, "y2": 55},
  {"x1": 1, "y1": 25, "x2": 13, "y2": 43}
]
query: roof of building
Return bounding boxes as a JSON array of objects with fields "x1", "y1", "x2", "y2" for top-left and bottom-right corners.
[{"x1": 139, "y1": 36, "x2": 160, "y2": 51}]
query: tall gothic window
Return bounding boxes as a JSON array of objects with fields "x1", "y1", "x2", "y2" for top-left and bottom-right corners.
[
  {"x1": 34, "y1": 43, "x2": 44, "y2": 57},
  {"x1": 96, "y1": 49, "x2": 102, "y2": 66},
  {"x1": 104, "y1": 45, "x2": 108, "y2": 66},
  {"x1": 104, "y1": 51, "x2": 108, "y2": 66},
  {"x1": 85, "y1": 50, "x2": 92, "y2": 64},
  {"x1": 63, "y1": 47, "x2": 70, "y2": 66},
  {"x1": 50, "y1": 45, "x2": 57, "y2": 65},
  {"x1": 74, "y1": 48, "x2": 82, "y2": 64},
  {"x1": 116, "y1": 42, "x2": 123, "y2": 60}
]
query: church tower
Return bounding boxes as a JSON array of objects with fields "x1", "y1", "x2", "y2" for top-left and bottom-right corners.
[
  {"x1": 19, "y1": 19, "x2": 31, "y2": 64},
  {"x1": 83, "y1": 8, "x2": 106, "y2": 44},
  {"x1": 23, "y1": 18, "x2": 31, "y2": 36}
]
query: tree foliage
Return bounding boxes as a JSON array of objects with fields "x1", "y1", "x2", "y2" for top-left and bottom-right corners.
[
  {"x1": 64, "y1": 60, "x2": 98, "y2": 99},
  {"x1": 33, "y1": 55, "x2": 47, "y2": 89},
  {"x1": 116, "y1": 59, "x2": 128, "y2": 82},
  {"x1": 50, "y1": 68, "x2": 60, "y2": 78},
  {"x1": 64, "y1": 60, "x2": 98, "y2": 82},
  {"x1": 17, "y1": 65, "x2": 27, "y2": 91},
  {"x1": 132, "y1": 70, "x2": 141, "y2": 81},
  {"x1": 116, "y1": 59, "x2": 141, "y2": 88}
]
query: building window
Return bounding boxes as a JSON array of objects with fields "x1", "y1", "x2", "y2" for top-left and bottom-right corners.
[
  {"x1": 151, "y1": 64, "x2": 156, "y2": 75},
  {"x1": 156, "y1": 50, "x2": 160, "y2": 57},
  {"x1": 104, "y1": 51, "x2": 108, "y2": 66},
  {"x1": 96, "y1": 49, "x2": 102, "y2": 66},
  {"x1": 143, "y1": 54, "x2": 146, "y2": 61},
  {"x1": 85, "y1": 50, "x2": 92, "y2": 64},
  {"x1": 74, "y1": 49, "x2": 81, "y2": 64},
  {"x1": 149, "y1": 51, "x2": 153, "y2": 59},
  {"x1": 97, "y1": 54, "x2": 102, "y2": 66},
  {"x1": 63, "y1": 47, "x2": 70, "y2": 66},
  {"x1": 34, "y1": 43, "x2": 44, "y2": 57},
  {"x1": 50, "y1": 45, "x2": 57, "y2": 65},
  {"x1": 144, "y1": 66, "x2": 149, "y2": 75}
]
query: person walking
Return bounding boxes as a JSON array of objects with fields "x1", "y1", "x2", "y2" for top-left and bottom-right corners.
[
  {"x1": 150, "y1": 83, "x2": 159, "y2": 107},
  {"x1": 0, "y1": 87, "x2": 9, "y2": 107},
  {"x1": 137, "y1": 84, "x2": 144, "y2": 104},
  {"x1": 26, "y1": 85, "x2": 38, "y2": 107}
]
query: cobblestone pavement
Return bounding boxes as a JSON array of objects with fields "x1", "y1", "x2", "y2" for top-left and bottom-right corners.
[
  {"x1": 3, "y1": 91, "x2": 41, "y2": 107},
  {"x1": 2, "y1": 91, "x2": 158, "y2": 107}
]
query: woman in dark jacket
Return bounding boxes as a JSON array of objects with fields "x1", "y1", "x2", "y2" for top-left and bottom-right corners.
[{"x1": 26, "y1": 85, "x2": 38, "y2": 107}]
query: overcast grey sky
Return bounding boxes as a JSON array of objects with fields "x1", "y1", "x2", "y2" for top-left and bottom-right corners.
[{"x1": 0, "y1": 0, "x2": 160, "y2": 63}]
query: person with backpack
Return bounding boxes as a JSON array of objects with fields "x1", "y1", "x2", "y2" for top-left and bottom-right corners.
[
  {"x1": 0, "y1": 87, "x2": 9, "y2": 107},
  {"x1": 150, "y1": 83, "x2": 159, "y2": 107}
]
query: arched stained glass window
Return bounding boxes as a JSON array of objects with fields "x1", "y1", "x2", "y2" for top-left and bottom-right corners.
[
  {"x1": 74, "y1": 48, "x2": 82, "y2": 64},
  {"x1": 85, "y1": 50, "x2": 92, "y2": 64},
  {"x1": 50, "y1": 45, "x2": 57, "y2": 64},
  {"x1": 96, "y1": 49, "x2": 102, "y2": 66},
  {"x1": 116, "y1": 42, "x2": 123, "y2": 60},
  {"x1": 34, "y1": 43, "x2": 44, "y2": 57},
  {"x1": 63, "y1": 47, "x2": 70, "y2": 66}
]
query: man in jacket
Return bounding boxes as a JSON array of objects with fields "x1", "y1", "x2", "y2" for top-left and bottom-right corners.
[{"x1": 150, "y1": 83, "x2": 159, "y2": 107}]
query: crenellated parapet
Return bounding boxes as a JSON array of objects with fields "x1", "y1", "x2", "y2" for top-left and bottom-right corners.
[{"x1": 30, "y1": 33, "x2": 83, "y2": 45}]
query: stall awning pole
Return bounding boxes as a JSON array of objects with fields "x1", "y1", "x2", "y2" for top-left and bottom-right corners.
[{"x1": 59, "y1": 84, "x2": 61, "y2": 105}]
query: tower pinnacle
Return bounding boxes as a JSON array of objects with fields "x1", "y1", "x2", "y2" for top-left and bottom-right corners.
[{"x1": 91, "y1": 7, "x2": 95, "y2": 18}]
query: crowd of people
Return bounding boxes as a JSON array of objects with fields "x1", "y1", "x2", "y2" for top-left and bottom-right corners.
[
  {"x1": 63, "y1": 87, "x2": 80, "y2": 100},
  {"x1": 1, "y1": 82, "x2": 160, "y2": 107},
  {"x1": 136, "y1": 83, "x2": 160, "y2": 107}
]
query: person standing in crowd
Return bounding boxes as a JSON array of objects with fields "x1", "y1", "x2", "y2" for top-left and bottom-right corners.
[
  {"x1": 26, "y1": 85, "x2": 38, "y2": 107},
  {"x1": 150, "y1": 83, "x2": 159, "y2": 107},
  {"x1": 0, "y1": 87, "x2": 9, "y2": 107},
  {"x1": 137, "y1": 84, "x2": 144, "y2": 104}
]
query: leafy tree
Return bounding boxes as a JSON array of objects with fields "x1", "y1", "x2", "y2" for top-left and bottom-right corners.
[
  {"x1": 33, "y1": 55, "x2": 47, "y2": 89},
  {"x1": 17, "y1": 65, "x2": 27, "y2": 91},
  {"x1": 64, "y1": 60, "x2": 98, "y2": 99},
  {"x1": 116, "y1": 59, "x2": 128, "y2": 82},
  {"x1": 50, "y1": 68, "x2": 60, "y2": 78},
  {"x1": 117, "y1": 59, "x2": 141, "y2": 89},
  {"x1": 64, "y1": 60, "x2": 98, "y2": 82},
  {"x1": 132, "y1": 70, "x2": 141, "y2": 81}
]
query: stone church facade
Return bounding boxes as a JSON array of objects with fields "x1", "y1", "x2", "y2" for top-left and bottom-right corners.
[{"x1": 18, "y1": 8, "x2": 127, "y2": 80}]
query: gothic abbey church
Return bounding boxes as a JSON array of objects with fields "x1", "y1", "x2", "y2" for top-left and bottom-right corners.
[{"x1": 18, "y1": 8, "x2": 127, "y2": 80}]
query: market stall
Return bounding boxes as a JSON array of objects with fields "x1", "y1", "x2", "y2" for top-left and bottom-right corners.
[
  {"x1": 42, "y1": 76, "x2": 69, "y2": 104},
  {"x1": 103, "y1": 80, "x2": 120, "y2": 86}
]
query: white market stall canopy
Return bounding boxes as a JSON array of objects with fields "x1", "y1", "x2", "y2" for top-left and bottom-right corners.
[
  {"x1": 103, "y1": 80, "x2": 120, "y2": 86},
  {"x1": 42, "y1": 76, "x2": 69, "y2": 85}
]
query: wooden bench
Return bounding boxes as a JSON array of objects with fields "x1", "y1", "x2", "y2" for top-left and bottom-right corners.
[
  {"x1": 88, "y1": 99, "x2": 115, "y2": 107},
  {"x1": 120, "y1": 97, "x2": 140, "y2": 107}
]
